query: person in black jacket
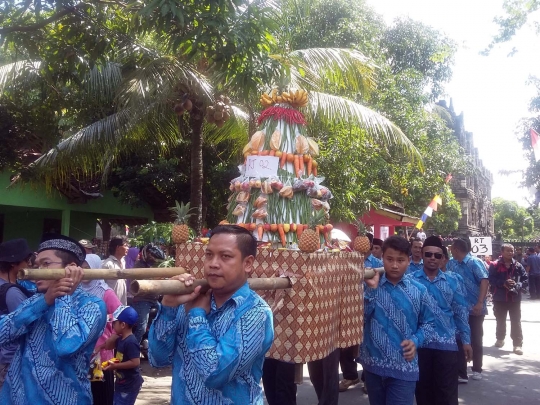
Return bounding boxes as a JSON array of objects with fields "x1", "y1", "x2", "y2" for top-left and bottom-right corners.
[{"x1": 488, "y1": 243, "x2": 528, "y2": 355}]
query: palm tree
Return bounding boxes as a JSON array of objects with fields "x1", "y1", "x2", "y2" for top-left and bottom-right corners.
[{"x1": 1, "y1": 2, "x2": 422, "y2": 233}]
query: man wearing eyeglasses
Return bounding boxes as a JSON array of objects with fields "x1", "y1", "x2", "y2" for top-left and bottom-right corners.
[
  {"x1": 412, "y1": 236, "x2": 472, "y2": 405},
  {"x1": 0, "y1": 234, "x2": 107, "y2": 405}
]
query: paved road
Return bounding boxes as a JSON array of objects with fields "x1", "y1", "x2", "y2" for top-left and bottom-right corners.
[{"x1": 136, "y1": 299, "x2": 540, "y2": 404}]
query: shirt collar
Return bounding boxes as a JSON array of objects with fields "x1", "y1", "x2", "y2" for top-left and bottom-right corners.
[
  {"x1": 415, "y1": 268, "x2": 445, "y2": 281},
  {"x1": 210, "y1": 281, "x2": 251, "y2": 311},
  {"x1": 410, "y1": 257, "x2": 423, "y2": 265},
  {"x1": 380, "y1": 273, "x2": 407, "y2": 287}
]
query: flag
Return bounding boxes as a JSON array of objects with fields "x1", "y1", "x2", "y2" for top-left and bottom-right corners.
[
  {"x1": 434, "y1": 195, "x2": 442, "y2": 205},
  {"x1": 424, "y1": 207, "x2": 434, "y2": 217},
  {"x1": 531, "y1": 129, "x2": 540, "y2": 162},
  {"x1": 428, "y1": 200, "x2": 438, "y2": 211},
  {"x1": 416, "y1": 220, "x2": 424, "y2": 229},
  {"x1": 420, "y1": 213, "x2": 428, "y2": 222}
]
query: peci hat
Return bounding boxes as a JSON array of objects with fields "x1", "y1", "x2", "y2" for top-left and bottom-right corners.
[
  {"x1": 79, "y1": 239, "x2": 96, "y2": 249},
  {"x1": 0, "y1": 239, "x2": 33, "y2": 263},
  {"x1": 372, "y1": 238, "x2": 383, "y2": 247},
  {"x1": 38, "y1": 234, "x2": 86, "y2": 266},
  {"x1": 112, "y1": 305, "x2": 139, "y2": 325},
  {"x1": 423, "y1": 235, "x2": 443, "y2": 250}
]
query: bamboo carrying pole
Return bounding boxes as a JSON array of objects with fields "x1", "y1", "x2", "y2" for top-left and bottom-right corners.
[
  {"x1": 17, "y1": 267, "x2": 188, "y2": 281},
  {"x1": 131, "y1": 277, "x2": 292, "y2": 296},
  {"x1": 130, "y1": 267, "x2": 385, "y2": 296}
]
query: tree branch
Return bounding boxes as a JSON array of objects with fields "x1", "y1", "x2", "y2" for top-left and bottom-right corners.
[{"x1": 0, "y1": 5, "x2": 81, "y2": 35}]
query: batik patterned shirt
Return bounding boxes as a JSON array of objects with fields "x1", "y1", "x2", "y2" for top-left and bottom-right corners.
[
  {"x1": 446, "y1": 253, "x2": 489, "y2": 315},
  {"x1": 412, "y1": 270, "x2": 471, "y2": 349},
  {"x1": 358, "y1": 274, "x2": 437, "y2": 381},
  {"x1": 149, "y1": 282, "x2": 274, "y2": 405},
  {"x1": 0, "y1": 288, "x2": 106, "y2": 405},
  {"x1": 364, "y1": 254, "x2": 383, "y2": 269},
  {"x1": 407, "y1": 259, "x2": 424, "y2": 275}
]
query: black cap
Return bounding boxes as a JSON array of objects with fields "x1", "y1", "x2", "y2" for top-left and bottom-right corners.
[
  {"x1": 372, "y1": 238, "x2": 383, "y2": 247},
  {"x1": 423, "y1": 235, "x2": 443, "y2": 250},
  {"x1": 0, "y1": 239, "x2": 33, "y2": 263},
  {"x1": 38, "y1": 234, "x2": 86, "y2": 266}
]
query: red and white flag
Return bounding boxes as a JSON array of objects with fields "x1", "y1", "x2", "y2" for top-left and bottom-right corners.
[{"x1": 531, "y1": 129, "x2": 540, "y2": 162}]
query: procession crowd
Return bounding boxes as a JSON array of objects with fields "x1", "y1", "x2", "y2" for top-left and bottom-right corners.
[{"x1": 0, "y1": 225, "x2": 531, "y2": 405}]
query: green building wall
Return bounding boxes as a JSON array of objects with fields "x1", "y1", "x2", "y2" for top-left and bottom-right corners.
[{"x1": 0, "y1": 172, "x2": 153, "y2": 248}]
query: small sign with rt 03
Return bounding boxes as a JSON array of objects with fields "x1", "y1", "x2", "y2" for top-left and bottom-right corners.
[{"x1": 469, "y1": 237, "x2": 492, "y2": 256}]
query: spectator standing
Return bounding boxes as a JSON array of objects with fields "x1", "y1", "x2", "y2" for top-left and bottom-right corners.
[
  {"x1": 525, "y1": 247, "x2": 540, "y2": 299},
  {"x1": 447, "y1": 238, "x2": 489, "y2": 382},
  {"x1": 125, "y1": 247, "x2": 140, "y2": 270},
  {"x1": 412, "y1": 236, "x2": 472, "y2": 405},
  {"x1": 0, "y1": 239, "x2": 34, "y2": 390},
  {"x1": 80, "y1": 239, "x2": 97, "y2": 255},
  {"x1": 407, "y1": 238, "x2": 424, "y2": 274},
  {"x1": 81, "y1": 254, "x2": 122, "y2": 405},
  {"x1": 358, "y1": 236, "x2": 436, "y2": 405},
  {"x1": 417, "y1": 228, "x2": 427, "y2": 242},
  {"x1": 489, "y1": 244, "x2": 528, "y2": 355},
  {"x1": 103, "y1": 236, "x2": 129, "y2": 305},
  {"x1": 132, "y1": 244, "x2": 164, "y2": 344}
]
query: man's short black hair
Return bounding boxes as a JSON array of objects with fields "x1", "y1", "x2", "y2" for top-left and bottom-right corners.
[
  {"x1": 53, "y1": 250, "x2": 79, "y2": 267},
  {"x1": 0, "y1": 262, "x2": 14, "y2": 273},
  {"x1": 382, "y1": 236, "x2": 411, "y2": 255},
  {"x1": 452, "y1": 238, "x2": 469, "y2": 254},
  {"x1": 109, "y1": 236, "x2": 128, "y2": 256},
  {"x1": 410, "y1": 237, "x2": 422, "y2": 245},
  {"x1": 210, "y1": 225, "x2": 257, "y2": 259},
  {"x1": 441, "y1": 245, "x2": 449, "y2": 259}
]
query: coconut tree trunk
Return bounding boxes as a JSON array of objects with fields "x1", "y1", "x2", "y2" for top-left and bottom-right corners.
[{"x1": 188, "y1": 106, "x2": 204, "y2": 234}]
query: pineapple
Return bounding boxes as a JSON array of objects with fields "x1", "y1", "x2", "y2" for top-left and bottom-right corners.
[
  {"x1": 353, "y1": 220, "x2": 371, "y2": 254},
  {"x1": 169, "y1": 201, "x2": 194, "y2": 244},
  {"x1": 298, "y1": 211, "x2": 326, "y2": 253}
]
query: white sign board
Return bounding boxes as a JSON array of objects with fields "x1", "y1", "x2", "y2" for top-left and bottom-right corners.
[
  {"x1": 245, "y1": 156, "x2": 279, "y2": 178},
  {"x1": 469, "y1": 237, "x2": 492, "y2": 256}
]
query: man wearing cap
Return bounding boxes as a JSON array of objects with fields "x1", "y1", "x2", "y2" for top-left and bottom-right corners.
[
  {"x1": 148, "y1": 225, "x2": 273, "y2": 405},
  {"x1": 0, "y1": 239, "x2": 34, "y2": 390},
  {"x1": 412, "y1": 236, "x2": 472, "y2": 405},
  {"x1": 79, "y1": 239, "x2": 97, "y2": 255},
  {"x1": 0, "y1": 234, "x2": 107, "y2": 405}
]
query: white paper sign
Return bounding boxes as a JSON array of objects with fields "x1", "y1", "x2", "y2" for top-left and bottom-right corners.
[
  {"x1": 245, "y1": 156, "x2": 279, "y2": 178},
  {"x1": 469, "y1": 237, "x2": 492, "y2": 256}
]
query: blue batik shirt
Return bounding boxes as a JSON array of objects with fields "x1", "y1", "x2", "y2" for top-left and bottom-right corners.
[
  {"x1": 412, "y1": 269, "x2": 471, "y2": 350},
  {"x1": 446, "y1": 253, "x2": 489, "y2": 315},
  {"x1": 364, "y1": 254, "x2": 383, "y2": 269},
  {"x1": 0, "y1": 288, "x2": 107, "y2": 405},
  {"x1": 407, "y1": 259, "x2": 424, "y2": 275},
  {"x1": 358, "y1": 274, "x2": 437, "y2": 382},
  {"x1": 149, "y1": 282, "x2": 274, "y2": 405}
]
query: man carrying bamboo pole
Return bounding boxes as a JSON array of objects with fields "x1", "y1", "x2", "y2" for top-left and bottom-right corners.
[
  {"x1": 0, "y1": 234, "x2": 107, "y2": 405},
  {"x1": 148, "y1": 225, "x2": 274, "y2": 405}
]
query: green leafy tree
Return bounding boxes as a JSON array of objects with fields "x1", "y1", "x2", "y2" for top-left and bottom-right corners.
[{"x1": 493, "y1": 197, "x2": 534, "y2": 239}]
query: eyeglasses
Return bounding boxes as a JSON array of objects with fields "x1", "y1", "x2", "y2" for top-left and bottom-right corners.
[
  {"x1": 38, "y1": 261, "x2": 64, "y2": 269},
  {"x1": 424, "y1": 252, "x2": 443, "y2": 259}
]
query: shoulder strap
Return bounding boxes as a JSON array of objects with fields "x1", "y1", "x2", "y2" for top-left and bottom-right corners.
[{"x1": 0, "y1": 283, "x2": 32, "y2": 314}]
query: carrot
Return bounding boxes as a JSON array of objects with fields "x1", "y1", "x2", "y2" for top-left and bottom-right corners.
[
  {"x1": 299, "y1": 155, "x2": 304, "y2": 177},
  {"x1": 270, "y1": 223, "x2": 278, "y2": 232},
  {"x1": 307, "y1": 156, "x2": 313, "y2": 176},
  {"x1": 280, "y1": 152, "x2": 287, "y2": 168},
  {"x1": 258, "y1": 225, "x2": 264, "y2": 241},
  {"x1": 296, "y1": 224, "x2": 304, "y2": 240},
  {"x1": 252, "y1": 151, "x2": 259, "y2": 156},
  {"x1": 294, "y1": 155, "x2": 300, "y2": 177},
  {"x1": 269, "y1": 150, "x2": 275, "y2": 156},
  {"x1": 261, "y1": 150, "x2": 269, "y2": 156},
  {"x1": 278, "y1": 224, "x2": 286, "y2": 246}
]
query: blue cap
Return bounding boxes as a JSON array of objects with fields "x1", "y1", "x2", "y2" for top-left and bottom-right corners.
[{"x1": 112, "y1": 305, "x2": 138, "y2": 325}]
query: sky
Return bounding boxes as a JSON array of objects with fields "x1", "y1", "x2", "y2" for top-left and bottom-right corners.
[{"x1": 367, "y1": 0, "x2": 540, "y2": 206}]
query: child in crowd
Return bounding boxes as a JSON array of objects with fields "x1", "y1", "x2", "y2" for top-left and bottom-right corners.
[
  {"x1": 100, "y1": 306, "x2": 143, "y2": 405},
  {"x1": 358, "y1": 236, "x2": 437, "y2": 405}
]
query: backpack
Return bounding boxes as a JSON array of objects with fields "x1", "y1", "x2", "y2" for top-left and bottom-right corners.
[{"x1": 0, "y1": 283, "x2": 33, "y2": 315}]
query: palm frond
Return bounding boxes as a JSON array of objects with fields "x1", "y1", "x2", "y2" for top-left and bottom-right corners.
[
  {"x1": 204, "y1": 105, "x2": 250, "y2": 157},
  {"x1": 0, "y1": 61, "x2": 41, "y2": 93},
  {"x1": 307, "y1": 91, "x2": 422, "y2": 165},
  {"x1": 285, "y1": 48, "x2": 377, "y2": 96},
  {"x1": 84, "y1": 62, "x2": 123, "y2": 104}
]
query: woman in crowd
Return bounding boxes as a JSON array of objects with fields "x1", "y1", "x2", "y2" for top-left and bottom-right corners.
[{"x1": 82, "y1": 254, "x2": 122, "y2": 405}]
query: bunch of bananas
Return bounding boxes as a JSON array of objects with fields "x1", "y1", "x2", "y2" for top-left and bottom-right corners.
[{"x1": 260, "y1": 89, "x2": 309, "y2": 108}]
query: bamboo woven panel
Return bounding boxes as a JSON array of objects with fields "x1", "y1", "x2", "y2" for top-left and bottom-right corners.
[{"x1": 176, "y1": 243, "x2": 364, "y2": 363}]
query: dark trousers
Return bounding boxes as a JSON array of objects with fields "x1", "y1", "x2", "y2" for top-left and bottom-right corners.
[
  {"x1": 339, "y1": 346, "x2": 359, "y2": 380},
  {"x1": 262, "y1": 359, "x2": 297, "y2": 405},
  {"x1": 493, "y1": 300, "x2": 523, "y2": 346},
  {"x1": 91, "y1": 369, "x2": 114, "y2": 405},
  {"x1": 457, "y1": 315, "x2": 484, "y2": 376},
  {"x1": 529, "y1": 274, "x2": 540, "y2": 298},
  {"x1": 307, "y1": 349, "x2": 340, "y2": 405},
  {"x1": 416, "y1": 348, "x2": 458, "y2": 405}
]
